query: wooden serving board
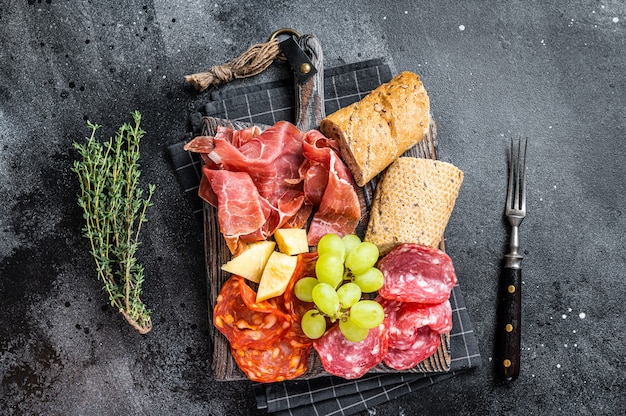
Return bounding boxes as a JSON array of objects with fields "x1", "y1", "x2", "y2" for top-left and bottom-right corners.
[
  {"x1": 202, "y1": 33, "x2": 450, "y2": 381},
  {"x1": 202, "y1": 115, "x2": 451, "y2": 381}
]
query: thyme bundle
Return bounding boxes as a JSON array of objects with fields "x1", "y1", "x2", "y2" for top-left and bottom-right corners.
[{"x1": 72, "y1": 111, "x2": 155, "y2": 334}]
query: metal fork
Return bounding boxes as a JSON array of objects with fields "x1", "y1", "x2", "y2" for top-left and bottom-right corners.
[{"x1": 497, "y1": 137, "x2": 527, "y2": 381}]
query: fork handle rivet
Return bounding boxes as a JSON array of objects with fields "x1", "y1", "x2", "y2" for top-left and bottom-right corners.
[
  {"x1": 503, "y1": 359, "x2": 512, "y2": 368},
  {"x1": 505, "y1": 324, "x2": 513, "y2": 332},
  {"x1": 507, "y1": 285, "x2": 516, "y2": 294}
]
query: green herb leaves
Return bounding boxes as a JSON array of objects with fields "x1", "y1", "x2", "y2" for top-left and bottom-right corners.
[{"x1": 72, "y1": 111, "x2": 155, "y2": 334}]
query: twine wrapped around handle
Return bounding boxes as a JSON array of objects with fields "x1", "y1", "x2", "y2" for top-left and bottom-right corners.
[{"x1": 184, "y1": 38, "x2": 282, "y2": 92}]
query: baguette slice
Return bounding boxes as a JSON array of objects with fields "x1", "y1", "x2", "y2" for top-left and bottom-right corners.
[
  {"x1": 319, "y1": 71, "x2": 430, "y2": 187},
  {"x1": 365, "y1": 157, "x2": 463, "y2": 256}
]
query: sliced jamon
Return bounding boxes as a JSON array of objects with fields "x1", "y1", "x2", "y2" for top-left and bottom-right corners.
[
  {"x1": 210, "y1": 121, "x2": 305, "y2": 201},
  {"x1": 378, "y1": 244, "x2": 457, "y2": 304},
  {"x1": 302, "y1": 130, "x2": 361, "y2": 245},
  {"x1": 383, "y1": 326, "x2": 441, "y2": 370},
  {"x1": 185, "y1": 122, "x2": 360, "y2": 253},
  {"x1": 313, "y1": 321, "x2": 388, "y2": 380}
]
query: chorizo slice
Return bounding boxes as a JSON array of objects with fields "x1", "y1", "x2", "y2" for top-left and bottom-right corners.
[
  {"x1": 231, "y1": 327, "x2": 311, "y2": 383},
  {"x1": 213, "y1": 276, "x2": 291, "y2": 350},
  {"x1": 283, "y1": 252, "x2": 318, "y2": 320}
]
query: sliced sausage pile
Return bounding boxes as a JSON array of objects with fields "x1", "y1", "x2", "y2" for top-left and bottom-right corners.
[
  {"x1": 312, "y1": 243, "x2": 456, "y2": 379},
  {"x1": 214, "y1": 244, "x2": 456, "y2": 381},
  {"x1": 213, "y1": 254, "x2": 317, "y2": 383}
]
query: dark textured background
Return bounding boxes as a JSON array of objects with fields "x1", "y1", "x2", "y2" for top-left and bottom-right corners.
[{"x1": 1, "y1": 1, "x2": 624, "y2": 415}]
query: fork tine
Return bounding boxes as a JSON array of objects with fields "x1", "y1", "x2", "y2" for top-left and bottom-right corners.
[
  {"x1": 514, "y1": 137, "x2": 522, "y2": 210},
  {"x1": 506, "y1": 138, "x2": 515, "y2": 211},
  {"x1": 520, "y1": 137, "x2": 527, "y2": 211}
]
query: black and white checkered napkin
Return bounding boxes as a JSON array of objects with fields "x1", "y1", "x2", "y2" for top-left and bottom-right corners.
[{"x1": 167, "y1": 58, "x2": 481, "y2": 416}]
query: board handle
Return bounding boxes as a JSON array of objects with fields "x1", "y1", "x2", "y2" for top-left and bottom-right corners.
[{"x1": 294, "y1": 34, "x2": 325, "y2": 131}]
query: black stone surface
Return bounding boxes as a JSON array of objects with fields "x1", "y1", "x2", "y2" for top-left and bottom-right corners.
[{"x1": 1, "y1": 1, "x2": 624, "y2": 415}]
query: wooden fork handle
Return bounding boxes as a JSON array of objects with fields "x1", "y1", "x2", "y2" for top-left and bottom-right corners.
[{"x1": 496, "y1": 266, "x2": 522, "y2": 381}]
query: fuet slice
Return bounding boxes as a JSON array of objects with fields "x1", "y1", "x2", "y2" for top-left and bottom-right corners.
[
  {"x1": 256, "y1": 251, "x2": 298, "y2": 302},
  {"x1": 221, "y1": 240, "x2": 276, "y2": 283}
]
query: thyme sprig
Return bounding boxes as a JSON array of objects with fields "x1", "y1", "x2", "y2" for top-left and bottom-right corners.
[{"x1": 72, "y1": 111, "x2": 155, "y2": 334}]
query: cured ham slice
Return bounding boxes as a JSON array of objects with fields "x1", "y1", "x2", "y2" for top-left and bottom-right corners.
[
  {"x1": 301, "y1": 130, "x2": 361, "y2": 245},
  {"x1": 209, "y1": 122, "x2": 305, "y2": 202},
  {"x1": 184, "y1": 121, "x2": 360, "y2": 253}
]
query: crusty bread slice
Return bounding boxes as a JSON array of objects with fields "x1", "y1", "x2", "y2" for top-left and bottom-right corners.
[
  {"x1": 319, "y1": 71, "x2": 431, "y2": 187},
  {"x1": 365, "y1": 157, "x2": 463, "y2": 256}
]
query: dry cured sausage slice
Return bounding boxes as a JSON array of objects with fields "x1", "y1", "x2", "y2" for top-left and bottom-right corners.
[
  {"x1": 213, "y1": 276, "x2": 291, "y2": 350},
  {"x1": 313, "y1": 321, "x2": 389, "y2": 380},
  {"x1": 283, "y1": 252, "x2": 318, "y2": 321},
  {"x1": 378, "y1": 244, "x2": 457, "y2": 304},
  {"x1": 231, "y1": 328, "x2": 311, "y2": 383},
  {"x1": 381, "y1": 299, "x2": 452, "y2": 350},
  {"x1": 383, "y1": 326, "x2": 441, "y2": 370}
]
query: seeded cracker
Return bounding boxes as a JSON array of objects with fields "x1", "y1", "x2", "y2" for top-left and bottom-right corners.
[{"x1": 365, "y1": 157, "x2": 464, "y2": 256}]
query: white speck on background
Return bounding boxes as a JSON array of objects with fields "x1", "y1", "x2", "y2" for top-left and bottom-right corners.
[
  {"x1": 573, "y1": 330, "x2": 577, "y2": 334},
  {"x1": 459, "y1": 25, "x2": 466, "y2": 31},
  {"x1": 564, "y1": 343, "x2": 568, "y2": 348},
  {"x1": 553, "y1": 185, "x2": 557, "y2": 189},
  {"x1": 612, "y1": 17, "x2": 619, "y2": 23},
  {"x1": 557, "y1": 364, "x2": 562, "y2": 369},
  {"x1": 404, "y1": 10, "x2": 408, "y2": 14},
  {"x1": 568, "y1": 308, "x2": 572, "y2": 312},
  {"x1": 574, "y1": 343, "x2": 578, "y2": 347},
  {"x1": 383, "y1": 16, "x2": 387, "y2": 20},
  {"x1": 579, "y1": 312, "x2": 586, "y2": 319}
]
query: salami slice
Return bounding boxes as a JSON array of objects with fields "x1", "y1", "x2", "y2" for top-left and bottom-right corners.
[
  {"x1": 213, "y1": 276, "x2": 291, "y2": 350},
  {"x1": 231, "y1": 327, "x2": 311, "y2": 383},
  {"x1": 378, "y1": 244, "x2": 457, "y2": 304},
  {"x1": 383, "y1": 326, "x2": 441, "y2": 370},
  {"x1": 313, "y1": 321, "x2": 389, "y2": 380},
  {"x1": 381, "y1": 299, "x2": 453, "y2": 350}
]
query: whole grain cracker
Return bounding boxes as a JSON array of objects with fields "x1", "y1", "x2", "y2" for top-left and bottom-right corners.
[{"x1": 365, "y1": 157, "x2": 464, "y2": 255}]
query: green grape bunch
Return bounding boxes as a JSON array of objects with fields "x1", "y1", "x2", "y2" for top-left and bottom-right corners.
[{"x1": 295, "y1": 233, "x2": 386, "y2": 342}]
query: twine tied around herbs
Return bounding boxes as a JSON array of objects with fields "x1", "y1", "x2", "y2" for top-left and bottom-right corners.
[{"x1": 185, "y1": 37, "x2": 283, "y2": 92}]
